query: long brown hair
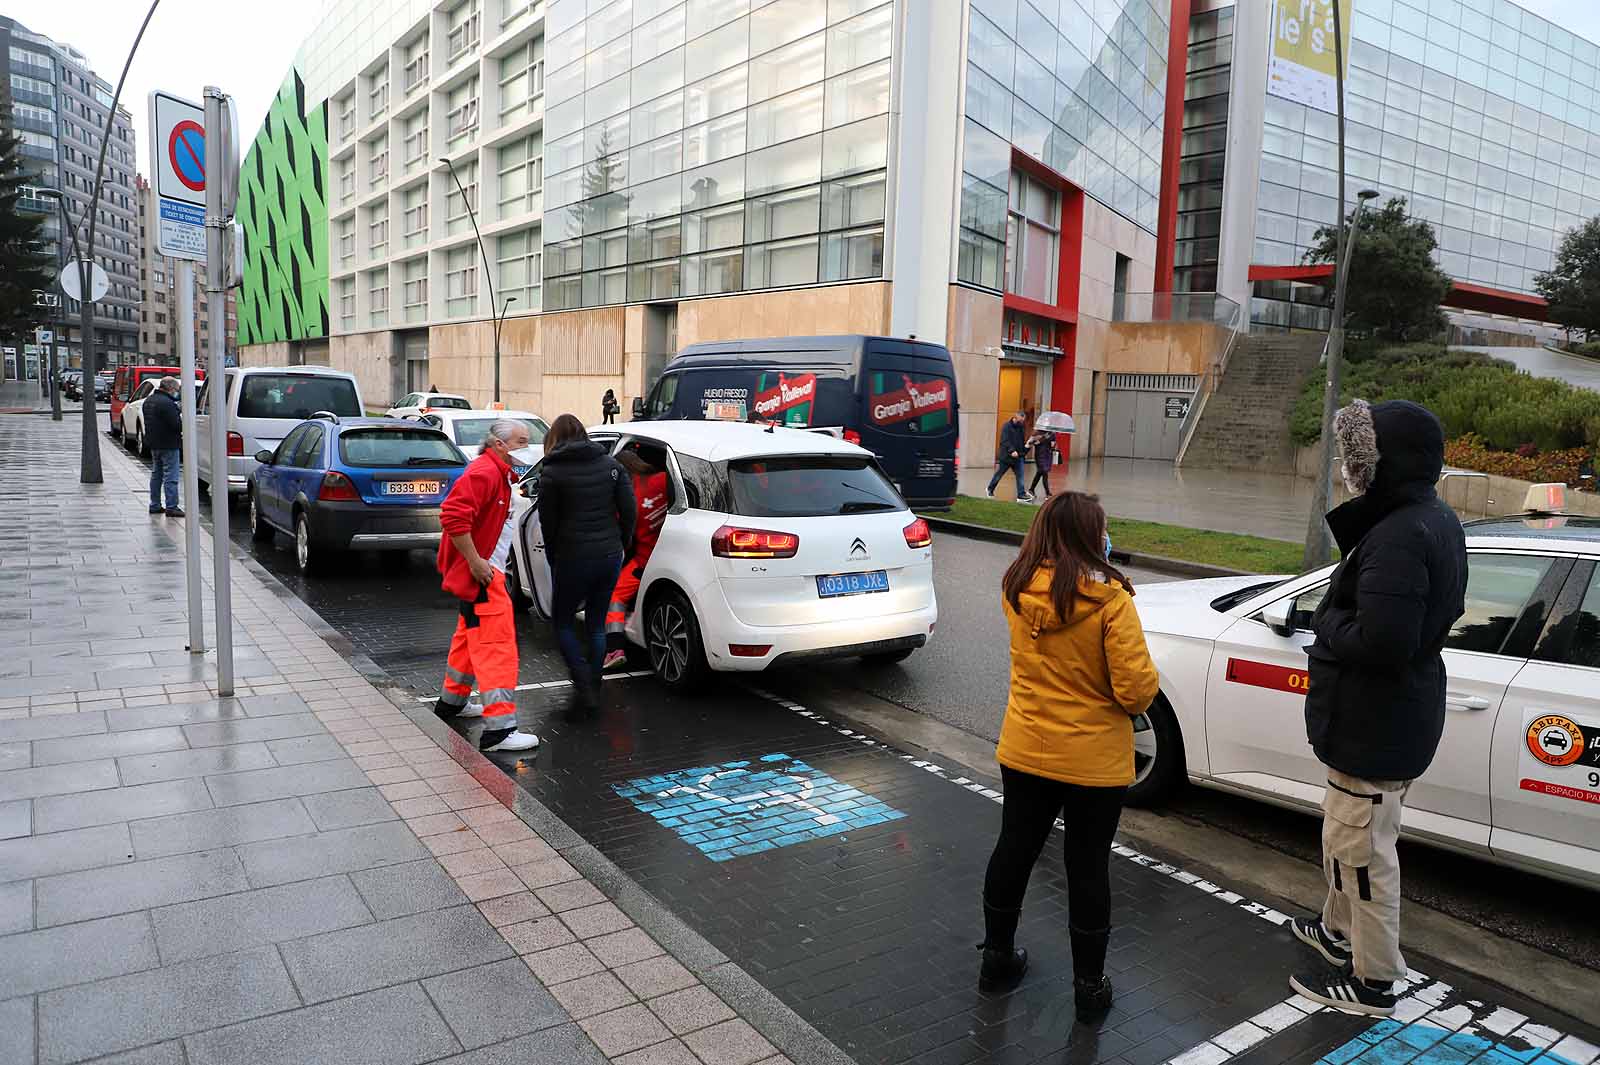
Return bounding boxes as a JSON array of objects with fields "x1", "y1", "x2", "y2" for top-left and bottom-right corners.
[
  {"x1": 1002, "y1": 491, "x2": 1132, "y2": 620},
  {"x1": 544, "y1": 413, "x2": 588, "y2": 451}
]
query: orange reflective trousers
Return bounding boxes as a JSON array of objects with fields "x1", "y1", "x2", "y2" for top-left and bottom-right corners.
[{"x1": 438, "y1": 570, "x2": 519, "y2": 725}]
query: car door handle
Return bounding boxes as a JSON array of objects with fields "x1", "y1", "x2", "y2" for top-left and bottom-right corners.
[{"x1": 1446, "y1": 693, "x2": 1492, "y2": 711}]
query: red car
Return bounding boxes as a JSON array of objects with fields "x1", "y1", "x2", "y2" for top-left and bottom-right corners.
[{"x1": 110, "y1": 365, "x2": 201, "y2": 439}]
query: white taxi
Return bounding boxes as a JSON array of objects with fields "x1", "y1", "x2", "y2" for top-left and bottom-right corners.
[
  {"x1": 506, "y1": 422, "x2": 938, "y2": 688},
  {"x1": 1130, "y1": 493, "x2": 1600, "y2": 890}
]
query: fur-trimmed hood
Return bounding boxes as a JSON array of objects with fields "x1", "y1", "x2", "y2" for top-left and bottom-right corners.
[{"x1": 1334, "y1": 398, "x2": 1444, "y2": 497}]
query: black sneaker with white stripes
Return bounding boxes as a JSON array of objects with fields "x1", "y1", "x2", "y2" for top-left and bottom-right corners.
[
  {"x1": 1289, "y1": 970, "x2": 1398, "y2": 1017},
  {"x1": 1291, "y1": 916, "x2": 1352, "y2": 969}
]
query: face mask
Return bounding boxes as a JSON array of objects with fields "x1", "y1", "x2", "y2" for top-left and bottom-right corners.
[{"x1": 1103, "y1": 532, "x2": 1113, "y2": 560}]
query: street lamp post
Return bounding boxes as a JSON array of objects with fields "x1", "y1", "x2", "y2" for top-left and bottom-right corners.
[
  {"x1": 1302, "y1": 185, "x2": 1382, "y2": 567},
  {"x1": 439, "y1": 157, "x2": 503, "y2": 405},
  {"x1": 39, "y1": 191, "x2": 82, "y2": 420}
]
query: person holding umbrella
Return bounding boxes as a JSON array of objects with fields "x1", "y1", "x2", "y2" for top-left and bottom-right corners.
[{"x1": 1027, "y1": 412, "x2": 1074, "y2": 500}]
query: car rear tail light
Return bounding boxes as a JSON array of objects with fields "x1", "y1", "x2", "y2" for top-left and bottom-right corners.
[
  {"x1": 227, "y1": 431, "x2": 244, "y2": 456},
  {"x1": 728, "y1": 644, "x2": 772, "y2": 657},
  {"x1": 903, "y1": 517, "x2": 932, "y2": 549},
  {"x1": 318, "y1": 470, "x2": 361, "y2": 502},
  {"x1": 843, "y1": 429, "x2": 861, "y2": 445},
  {"x1": 711, "y1": 525, "x2": 799, "y2": 558},
  {"x1": 954, "y1": 435, "x2": 960, "y2": 472}
]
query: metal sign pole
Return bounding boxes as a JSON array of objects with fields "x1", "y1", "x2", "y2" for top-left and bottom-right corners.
[
  {"x1": 204, "y1": 87, "x2": 234, "y2": 696},
  {"x1": 177, "y1": 259, "x2": 204, "y2": 654}
]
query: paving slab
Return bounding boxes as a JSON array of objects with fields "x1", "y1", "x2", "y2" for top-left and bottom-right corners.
[{"x1": 182, "y1": 983, "x2": 461, "y2": 1065}]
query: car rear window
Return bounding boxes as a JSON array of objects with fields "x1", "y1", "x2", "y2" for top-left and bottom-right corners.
[
  {"x1": 429, "y1": 396, "x2": 472, "y2": 410},
  {"x1": 449, "y1": 417, "x2": 549, "y2": 446},
  {"x1": 338, "y1": 428, "x2": 465, "y2": 468},
  {"x1": 237, "y1": 375, "x2": 361, "y2": 420},
  {"x1": 727, "y1": 456, "x2": 904, "y2": 517}
]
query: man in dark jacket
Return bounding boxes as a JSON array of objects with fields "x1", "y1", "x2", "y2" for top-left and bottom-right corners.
[
  {"x1": 538, "y1": 415, "x2": 635, "y2": 717},
  {"x1": 144, "y1": 377, "x2": 185, "y2": 517},
  {"x1": 987, "y1": 411, "x2": 1031, "y2": 502},
  {"x1": 1289, "y1": 399, "x2": 1466, "y2": 1017}
]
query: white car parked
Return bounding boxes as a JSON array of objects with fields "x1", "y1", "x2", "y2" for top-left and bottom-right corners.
[
  {"x1": 121, "y1": 378, "x2": 199, "y2": 457},
  {"x1": 506, "y1": 422, "x2": 938, "y2": 688},
  {"x1": 413, "y1": 409, "x2": 549, "y2": 460},
  {"x1": 386, "y1": 391, "x2": 472, "y2": 420},
  {"x1": 1130, "y1": 502, "x2": 1600, "y2": 890}
]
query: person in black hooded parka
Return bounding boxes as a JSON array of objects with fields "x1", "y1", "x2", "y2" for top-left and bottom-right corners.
[{"x1": 1287, "y1": 398, "x2": 1466, "y2": 1018}]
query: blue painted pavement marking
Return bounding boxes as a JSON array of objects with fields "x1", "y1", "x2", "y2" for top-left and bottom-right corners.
[
  {"x1": 612, "y1": 752, "x2": 906, "y2": 862},
  {"x1": 1315, "y1": 1004, "x2": 1596, "y2": 1065}
]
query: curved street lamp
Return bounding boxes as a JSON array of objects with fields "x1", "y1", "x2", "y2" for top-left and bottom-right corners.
[{"x1": 439, "y1": 157, "x2": 506, "y2": 405}]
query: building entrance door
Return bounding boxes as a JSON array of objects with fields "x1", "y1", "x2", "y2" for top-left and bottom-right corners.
[
  {"x1": 995, "y1": 364, "x2": 1038, "y2": 456},
  {"x1": 1103, "y1": 373, "x2": 1198, "y2": 461}
]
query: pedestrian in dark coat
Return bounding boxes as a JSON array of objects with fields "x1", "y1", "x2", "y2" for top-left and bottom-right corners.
[
  {"x1": 538, "y1": 414, "x2": 635, "y2": 717},
  {"x1": 1288, "y1": 398, "x2": 1466, "y2": 1018},
  {"x1": 601, "y1": 389, "x2": 620, "y2": 424},
  {"x1": 144, "y1": 377, "x2": 184, "y2": 516},
  {"x1": 987, "y1": 412, "x2": 1031, "y2": 501},
  {"x1": 1027, "y1": 429, "x2": 1056, "y2": 498}
]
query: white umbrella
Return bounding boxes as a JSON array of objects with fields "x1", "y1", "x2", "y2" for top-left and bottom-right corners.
[{"x1": 1033, "y1": 411, "x2": 1075, "y2": 433}]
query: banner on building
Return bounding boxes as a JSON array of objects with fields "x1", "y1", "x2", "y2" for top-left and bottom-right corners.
[{"x1": 1266, "y1": 0, "x2": 1352, "y2": 115}]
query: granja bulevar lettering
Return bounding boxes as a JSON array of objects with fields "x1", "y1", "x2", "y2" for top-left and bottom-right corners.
[
  {"x1": 871, "y1": 378, "x2": 951, "y2": 425},
  {"x1": 752, "y1": 373, "x2": 817, "y2": 417}
]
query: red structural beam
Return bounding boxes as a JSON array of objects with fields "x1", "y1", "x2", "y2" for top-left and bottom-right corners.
[
  {"x1": 1245, "y1": 264, "x2": 1550, "y2": 321},
  {"x1": 1154, "y1": 0, "x2": 1192, "y2": 292}
]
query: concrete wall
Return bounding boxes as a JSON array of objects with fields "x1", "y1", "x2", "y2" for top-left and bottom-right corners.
[
  {"x1": 677, "y1": 282, "x2": 893, "y2": 347},
  {"x1": 1218, "y1": 0, "x2": 1269, "y2": 321},
  {"x1": 945, "y1": 285, "x2": 1004, "y2": 467},
  {"x1": 239, "y1": 342, "x2": 294, "y2": 367},
  {"x1": 329, "y1": 331, "x2": 400, "y2": 412}
]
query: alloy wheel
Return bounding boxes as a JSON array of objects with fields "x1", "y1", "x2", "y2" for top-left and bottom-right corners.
[
  {"x1": 648, "y1": 601, "x2": 689, "y2": 684},
  {"x1": 296, "y1": 516, "x2": 311, "y2": 571},
  {"x1": 1132, "y1": 713, "x2": 1158, "y2": 786}
]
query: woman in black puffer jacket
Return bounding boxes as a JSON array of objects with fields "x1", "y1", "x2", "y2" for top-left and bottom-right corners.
[{"x1": 537, "y1": 414, "x2": 635, "y2": 717}]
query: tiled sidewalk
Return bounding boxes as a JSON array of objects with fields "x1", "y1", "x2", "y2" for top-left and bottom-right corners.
[{"x1": 0, "y1": 414, "x2": 825, "y2": 1064}]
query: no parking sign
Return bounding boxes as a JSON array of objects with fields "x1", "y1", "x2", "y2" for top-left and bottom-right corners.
[{"x1": 149, "y1": 91, "x2": 207, "y2": 261}]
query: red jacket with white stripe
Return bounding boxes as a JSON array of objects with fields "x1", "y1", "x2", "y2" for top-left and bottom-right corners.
[{"x1": 436, "y1": 447, "x2": 515, "y2": 601}]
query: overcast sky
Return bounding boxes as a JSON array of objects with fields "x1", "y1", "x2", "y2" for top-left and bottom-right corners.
[{"x1": 30, "y1": 0, "x2": 1600, "y2": 181}]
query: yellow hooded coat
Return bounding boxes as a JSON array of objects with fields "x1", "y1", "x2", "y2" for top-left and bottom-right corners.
[{"x1": 996, "y1": 565, "x2": 1162, "y2": 787}]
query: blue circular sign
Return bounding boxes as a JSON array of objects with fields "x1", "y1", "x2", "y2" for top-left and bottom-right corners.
[{"x1": 168, "y1": 120, "x2": 205, "y2": 192}]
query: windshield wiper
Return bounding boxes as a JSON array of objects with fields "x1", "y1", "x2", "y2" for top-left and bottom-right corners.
[
  {"x1": 404, "y1": 456, "x2": 461, "y2": 466},
  {"x1": 839, "y1": 500, "x2": 896, "y2": 513}
]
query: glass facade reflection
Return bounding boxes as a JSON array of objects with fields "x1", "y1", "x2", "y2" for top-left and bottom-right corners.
[
  {"x1": 541, "y1": 0, "x2": 894, "y2": 311},
  {"x1": 957, "y1": 0, "x2": 1170, "y2": 290},
  {"x1": 1253, "y1": 0, "x2": 1600, "y2": 329}
]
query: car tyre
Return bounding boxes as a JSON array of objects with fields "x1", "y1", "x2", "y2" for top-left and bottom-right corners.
[
  {"x1": 294, "y1": 511, "x2": 333, "y2": 575},
  {"x1": 645, "y1": 589, "x2": 707, "y2": 692},
  {"x1": 861, "y1": 647, "x2": 916, "y2": 666},
  {"x1": 248, "y1": 489, "x2": 274, "y2": 543},
  {"x1": 136, "y1": 425, "x2": 149, "y2": 459},
  {"x1": 1125, "y1": 694, "x2": 1185, "y2": 808}
]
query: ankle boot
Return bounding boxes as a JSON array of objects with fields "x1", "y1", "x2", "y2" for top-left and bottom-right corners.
[
  {"x1": 978, "y1": 899, "x2": 1028, "y2": 992},
  {"x1": 1070, "y1": 925, "x2": 1113, "y2": 1021}
]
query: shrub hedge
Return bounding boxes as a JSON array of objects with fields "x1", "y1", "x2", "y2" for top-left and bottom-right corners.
[{"x1": 1290, "y1": 343, "x2": 1600, "y2": 456}]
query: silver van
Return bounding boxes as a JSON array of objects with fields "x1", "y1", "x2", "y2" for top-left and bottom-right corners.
[{"x1": 196, "y1": 366, "x2": 365, "y2": 501}]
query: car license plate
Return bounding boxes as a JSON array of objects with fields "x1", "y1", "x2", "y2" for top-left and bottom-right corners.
[
  {"x1": 382, "y1": 480, "x2": 441, "y2": 495},
  {"x1": 917, "y1": 458, "x2": 947, "y2": 479},
  {"x1": 816, "y1": 570, "x2": 890, "y2": 598}
]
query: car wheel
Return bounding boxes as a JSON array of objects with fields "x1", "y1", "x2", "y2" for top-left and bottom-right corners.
[
  {"x1": 645, "y1": 589, "x2": 707, "y2": 691},
  {"x1": 861, "y1": 647, "x2": 916, "y2": 666},
  {"x1": 503, "y1": 552, "x2": 534, "y2": 613},
  {"x1": 136, "y1": 427, "x2": 149, "y2": 459},
  {"x1": 248, "y1": 489, "x2": 274, "y2": 543},
  {"x1": 294, "y1": 511, "x2": 324, "y2": 575},
  {"x1": 1125, "y1": 695, "x2": 1185, "y2": 807}
]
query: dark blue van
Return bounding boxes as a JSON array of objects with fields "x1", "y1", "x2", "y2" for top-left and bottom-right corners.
[{"x1": 632, "y1": 335, "x2": 959, "y2": 509}]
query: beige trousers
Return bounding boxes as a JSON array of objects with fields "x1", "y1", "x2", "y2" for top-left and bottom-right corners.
[{"x1": 1319, "y1": 767, "x2": 1411, "y2": 984}]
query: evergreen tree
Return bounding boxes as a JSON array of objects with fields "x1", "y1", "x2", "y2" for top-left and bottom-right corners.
[
  {"x1": 1534, "y1": 216, "x2": 1600, "y2": 342},
  {"x1": 0, "y1": 124, "x2": 55, "y2": 342},
  {"x1": 1306, "y1": 196, "x2": 1451, "y2": 342}
]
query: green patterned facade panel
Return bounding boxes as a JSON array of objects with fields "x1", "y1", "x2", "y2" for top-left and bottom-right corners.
[{"x1": 237, "y1": 70, "x2": 329, "y2": 346}]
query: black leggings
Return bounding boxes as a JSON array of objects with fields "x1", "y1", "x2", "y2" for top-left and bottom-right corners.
[
  {"x1": 983, "y1": 766, "x2": 1125, "y2": 968},
  {"x1": 1029, "y1": 467, "x2": 1052, "y2": 495}
]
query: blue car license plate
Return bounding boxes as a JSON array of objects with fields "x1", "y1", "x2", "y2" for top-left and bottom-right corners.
[{"x1": 816, "y1": 570, "x2": 890, "y2": 598}]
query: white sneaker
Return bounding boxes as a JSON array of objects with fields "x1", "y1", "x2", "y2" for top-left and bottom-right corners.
[{"x1": 480, "y1": 728, "x2": 539, "y2": 752}]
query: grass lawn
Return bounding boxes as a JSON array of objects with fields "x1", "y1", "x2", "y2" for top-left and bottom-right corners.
[{"x1": 933, "y1": 495, "x2": 1309, "y2": 574}]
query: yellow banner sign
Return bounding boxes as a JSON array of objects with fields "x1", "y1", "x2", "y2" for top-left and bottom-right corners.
[{"x1": 1267, "y1": 0, "x2": 1353, "y2": 115}]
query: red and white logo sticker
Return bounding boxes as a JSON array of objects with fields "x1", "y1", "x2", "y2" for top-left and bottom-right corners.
[
  {"x1": 752, "y1": 373, "x2": 816, "y2": 419},
  {"x1": 870, "y1": 377, "x2": 952, "y2": 426},
  {"x1": 1224, "y1": 658, "x2": 1310, "y2": 695}
]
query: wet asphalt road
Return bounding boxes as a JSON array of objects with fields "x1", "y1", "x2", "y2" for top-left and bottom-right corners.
[{"x1": 137, "y1": 433, "x2": 1596, "y2": 973}]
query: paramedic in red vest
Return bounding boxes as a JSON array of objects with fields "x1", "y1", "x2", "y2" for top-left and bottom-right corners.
[
  {"x1": 602, "y1": 447, "x2": 670, "y2": 669},
  {"x1": 434, "y1": 419, "x2": 540, "y2": 752}
]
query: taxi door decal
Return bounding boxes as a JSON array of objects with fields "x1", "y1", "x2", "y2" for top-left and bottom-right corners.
[{"x1": 1224, "y1": 657, "x2": 1310, "y2": 695}]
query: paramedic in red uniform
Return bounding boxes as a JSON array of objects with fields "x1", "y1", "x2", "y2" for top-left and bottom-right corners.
[
  {"x1": 603, "y1": 448, "x2": 670, "y2": 669},
  {"x1": 433, "y1": 419, "x2": 541, "y2": 752}
]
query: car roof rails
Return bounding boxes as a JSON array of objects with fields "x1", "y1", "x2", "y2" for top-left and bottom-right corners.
[{"x1": 308, "y1": 410, "x2": 340, "y2": 424}]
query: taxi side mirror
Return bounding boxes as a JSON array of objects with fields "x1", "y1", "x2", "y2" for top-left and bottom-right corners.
[
  {"x1": 631, "y1": 397, "x2": 647, "y2": 419},
  {"x1": 1260, "y1": 598, "x2": 1295, "y2": 638}
]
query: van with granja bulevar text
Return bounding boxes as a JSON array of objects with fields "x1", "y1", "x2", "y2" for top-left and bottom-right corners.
[{"x1": 631, "y1": 335, "x2": 960, "y2": 510}]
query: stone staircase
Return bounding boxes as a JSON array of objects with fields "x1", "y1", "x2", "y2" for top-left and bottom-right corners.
[{"x1": 1179, "y1": 331, "x2": 1327, "y2": 473}]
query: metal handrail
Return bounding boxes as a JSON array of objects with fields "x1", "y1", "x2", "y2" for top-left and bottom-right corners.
[{"x1": 1173, "y1": 297, "x2": 1246, "y2": 466}]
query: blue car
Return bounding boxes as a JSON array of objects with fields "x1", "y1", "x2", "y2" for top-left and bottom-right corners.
[{"x1": 247, "y1": 414, "x2": 469, "y2": 574}]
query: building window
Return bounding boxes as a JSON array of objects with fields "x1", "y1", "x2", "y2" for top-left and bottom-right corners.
[
  {"x1": 445, "y1": 160, "x2": 479, "y2": 236},
  {"x1": 338, "y1": 216, "x2": 355, "y2": 262},
  {"x1": 1004, "y1": 169, "x2": 1059, "y2": 305},
  {"x1": 336, "y1": 278, "x2": 355, "y2": 327},
  {"x1": 497, "y1": 227, "x2": 541, "y2": 312},
  {"x1": 446, "y1": 0, "x2": 481, "y2": 65},
  {"x1": 402, "y1": 257, "x2": 429, "y2": 322},
  {"x1": 369, "y1": 134, "x2": 389, "y2": 184},
  {"x1": 402, "y1": 185, "x2": 429, "y2": 249},
  {"x1": 368, "y1": 269, "x2": 389, "y2": 325},
  {"x1": 367, "y1": 206, "x2": 389, "y2": 259},
  {"x1": 446, "y1": 77, "x2": 480, "y2": 144},
  {"x1": 338, "y1": 158, "x2": 355, "y2": 205},
  {"x1": 403, "y1": 35, "x2": 430, "y2": 94},
  {"x1": 497, "y1": 135, "x2": 543, "y2": 219},
  {"x1": 445, "y1": 245, "x2": 478, "y2": 317},
  {"x1": 368, "y1": 66, "x2": 390, "y2": 121},
  {"x1": 498, "y1": 38, "x2": 544, "y2": 126},
  {"x1": 337, "y1": 94, "x2": 356, "y2": 140},
  {"x1": 402, "y1": 112, "x2": 429, "y2": 171}
]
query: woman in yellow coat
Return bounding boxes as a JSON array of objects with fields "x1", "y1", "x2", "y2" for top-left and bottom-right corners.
[{"x1": 979, "y1": 491, "x2": 1161, "y2": 1023}]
